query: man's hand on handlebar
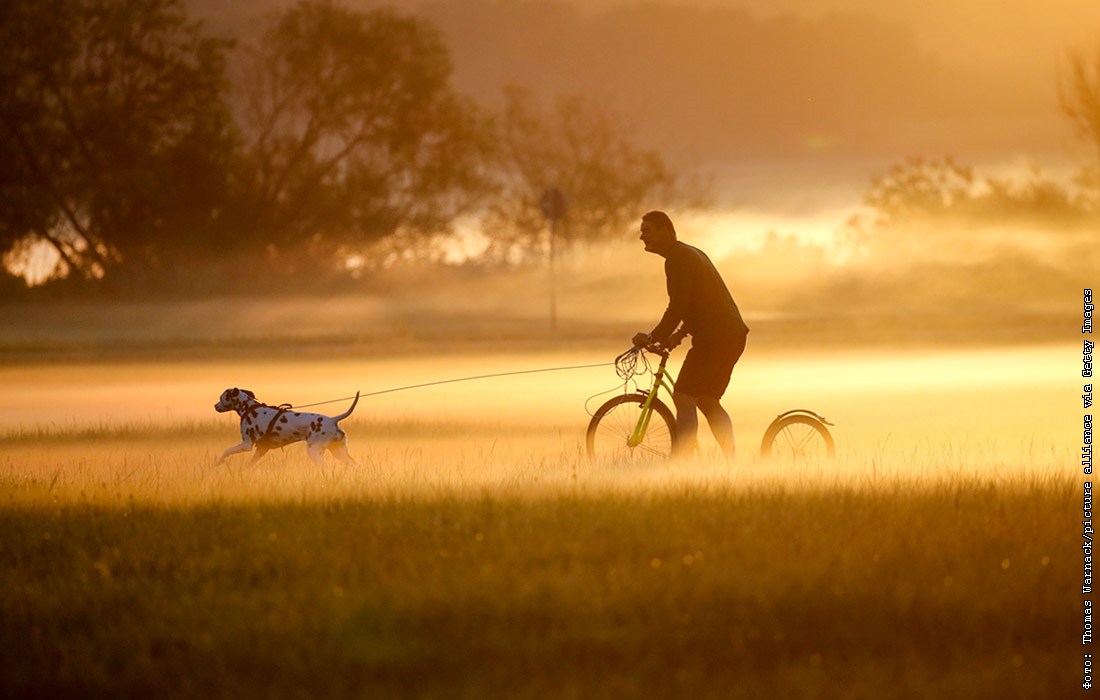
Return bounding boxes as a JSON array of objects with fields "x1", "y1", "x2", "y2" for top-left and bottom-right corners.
[
  {"x1": 631, "y1": 333, "x2": 673, "y2": 357},
  {"x1": 633, "y1": 327, "x2": 685, "y2": 352}
]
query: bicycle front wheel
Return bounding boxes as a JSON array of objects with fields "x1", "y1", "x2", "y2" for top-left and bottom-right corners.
[
  {"x1": 760, "y1": 414, "x2": 835, "y2": 461},
  {"x1": 586, "y1": 394, "x2": 677, "y2": 461}
]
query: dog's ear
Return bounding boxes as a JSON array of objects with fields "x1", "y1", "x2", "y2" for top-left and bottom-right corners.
[
  {"x1": 227, "y1": 388, "x2": 239, "y2": 397},
  {"x1": 243, "y1": 389, "x2": 256, "y2": 399}
]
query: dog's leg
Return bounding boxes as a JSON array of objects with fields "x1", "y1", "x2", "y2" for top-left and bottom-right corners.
[
  {"x1": 248, "y1": 446, "x2": 270, "y2": 464},
  {"x1": 330, "y1": 443, "x2": 358, "y2": 466},
  {"x1": 217, "y1": 442, "x2": 252, "y2": 465},
  {"x1": 306, "y1": 443, "x2": 327, "y2": 466}
]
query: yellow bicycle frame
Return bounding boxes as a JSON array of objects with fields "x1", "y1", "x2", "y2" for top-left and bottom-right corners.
[{"x1": 627, "y1": 350, "x2": 677, "y2": 447}]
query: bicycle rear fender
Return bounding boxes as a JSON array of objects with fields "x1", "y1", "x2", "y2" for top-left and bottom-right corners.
[{"x1": 774, "y1": 408, "x2": 834, "y2": 426}]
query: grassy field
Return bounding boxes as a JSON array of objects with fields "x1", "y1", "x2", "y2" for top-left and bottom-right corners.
[
  {"x1": 0, "y1": 467, "x2": 1071, "y2": 699},
  {"x1": 0, "y1": 329, "x2": 1079, "y2": 699}
]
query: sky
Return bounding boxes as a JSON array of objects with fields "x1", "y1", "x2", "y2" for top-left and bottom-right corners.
[{"x1": 188, "y1": 0, "x2": 1100, "y2": 169}]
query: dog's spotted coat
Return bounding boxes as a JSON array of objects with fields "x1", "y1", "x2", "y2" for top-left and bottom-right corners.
[{"x1": 215, "y1": 388, "x2": 359, "y2": 465}]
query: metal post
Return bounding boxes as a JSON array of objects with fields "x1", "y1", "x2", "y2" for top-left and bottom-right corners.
[
  {"x1": 549, "y1": 216, "x2": 557, "y2": 332},
  {"x1": 540, "y1": 187, "x2": 566, "y2": 334}
]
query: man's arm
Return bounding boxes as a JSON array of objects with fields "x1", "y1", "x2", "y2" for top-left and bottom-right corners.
[
  {"x1": 650, "y1": 256, "x2": 692, "y2": 343},
  {"x1": 634, "y1": 324, "x2": 685, "y2": 349},
  {"x1": 650, "y1": 306, "x2": 680, "y2": 344}
]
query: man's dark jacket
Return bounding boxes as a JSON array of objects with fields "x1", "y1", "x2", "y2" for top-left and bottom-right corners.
[{"x1": 650, "y1": 241, "x2": 749, "y2": 344}]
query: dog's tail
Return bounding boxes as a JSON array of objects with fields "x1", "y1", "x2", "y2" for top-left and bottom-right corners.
[{"x1": 333, "y1": 391, "x2": 360, "y2": 422}]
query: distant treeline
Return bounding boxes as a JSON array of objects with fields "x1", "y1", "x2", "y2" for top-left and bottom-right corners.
[
  {"x1": 2, "y1": 0, "x2": 1099, "y2": 296},
  {"x1": 0, "y1": 0, "x2": 684, "y2": 293}
]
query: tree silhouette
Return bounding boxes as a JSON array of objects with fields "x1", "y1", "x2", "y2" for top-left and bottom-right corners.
[
  {"x1": 0, "y1": 0, "x2": 236, "y2": 284},
  {"x1": 234, "y1": 0, "x2": 491, "y2": 274},
  {"x1": 1062, "y1": 44, "x2": 1100, "y2": 206},
  {"x1": 480, "y1": 87, "x2": 687, "y2": 262}
]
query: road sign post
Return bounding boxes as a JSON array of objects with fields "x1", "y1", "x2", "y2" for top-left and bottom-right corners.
[{"x1": 540, "y1": 187, "x2": 566, "y2": 333}]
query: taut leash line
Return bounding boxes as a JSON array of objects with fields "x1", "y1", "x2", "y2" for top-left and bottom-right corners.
[{"x1": 289, "y1": 361, "x2": 614, "y2": 410}]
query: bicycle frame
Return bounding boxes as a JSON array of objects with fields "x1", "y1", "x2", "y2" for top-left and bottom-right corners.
[
  {"x1": 628, "y1": 348, "x2": 677, "y2": 447},
  {"x1": 590, "y1": 344, "x2": 836, "y2": 461}
]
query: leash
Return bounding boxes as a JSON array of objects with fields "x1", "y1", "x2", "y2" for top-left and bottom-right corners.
[
  {"x1": 255, "y1": 403, "x2": 293, "y2": 447},
  {"x1": 289, "y1": 361, "x2": 615, "y2": 410}
]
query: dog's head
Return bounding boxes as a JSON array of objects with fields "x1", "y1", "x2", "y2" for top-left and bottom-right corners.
[{"x1": 215, "y1": 388, "x2": 257, "y2": 413}]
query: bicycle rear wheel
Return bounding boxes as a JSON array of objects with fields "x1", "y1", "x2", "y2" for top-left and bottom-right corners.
[
  {"x1": 586, "y1": 394, "x2": 677, "y2": 461},
  {"x1": 760, "y1": 414, "x2": 835, "y2": 461}
]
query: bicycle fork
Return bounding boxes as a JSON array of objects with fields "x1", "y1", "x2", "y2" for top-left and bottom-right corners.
[{"x1": 628, "y1": 356, "x2": 675, "y2": 447}]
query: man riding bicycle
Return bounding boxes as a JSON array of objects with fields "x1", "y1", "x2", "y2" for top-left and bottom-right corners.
[{"x1": 632, "y1": 211, "x2": 749, "y2": 458}]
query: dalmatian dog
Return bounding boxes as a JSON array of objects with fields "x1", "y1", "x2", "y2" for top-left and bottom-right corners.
[{"x1": 214, "y1": 388, "x2": 360, "y2": 466}]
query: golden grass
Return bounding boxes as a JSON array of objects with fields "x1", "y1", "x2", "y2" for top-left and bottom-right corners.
[
  {"x1": 0, "y1": 344, "x2": 1078, "y2": 698},
  {"x1": 0, "y1": 454, "x2": 1071, "y2": 699}
]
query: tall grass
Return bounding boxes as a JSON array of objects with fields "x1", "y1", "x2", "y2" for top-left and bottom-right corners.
[
  {"x1": 0, "y1": 417, "x2": 1073, "y2": 699},
  {"x1": 0, "y1": 338, "x2": 1076, "y2": 698}
]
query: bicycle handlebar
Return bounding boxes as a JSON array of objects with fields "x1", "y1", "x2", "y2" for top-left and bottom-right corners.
[
  {"x1": 631, "y1": 328, "x2": 683, "y2": 356},
  {"x1": 625, "y1": 342, "x2": 670, "y2": 358},
  {"x1": 646, "y1": 342, "x2": 671, "y2": 357}
]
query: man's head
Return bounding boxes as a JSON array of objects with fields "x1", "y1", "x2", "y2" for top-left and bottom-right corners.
[{"x1": 640, "y1": 210, "x2": 676, "y2": 256}]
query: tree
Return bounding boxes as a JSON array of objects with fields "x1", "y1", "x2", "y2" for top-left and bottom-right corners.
[
  {"x1": 858, "y1": 156, "x2": 976, "y2": 226},
  {"x1": 845, "y1": 156, "x2": 1086, "y2": 259},
  {"x1": 1062, "y1": 43, "x2": 1100, "y2": 206},
  {"x1": 235, "y1": 0, "x2": 491, "y2": 274},
  {"x1": 480, "y1": 87, "x2": 690, "y2": 262},
  {"x1": 0, "y1": 0, "x2": 237, "y2": 285}
]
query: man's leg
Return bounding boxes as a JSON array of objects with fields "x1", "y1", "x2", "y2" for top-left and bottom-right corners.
[
  {"x1": 697, "y1": 396, "x2": 735, "y2": 456},
  {"x1": 672, "y1": 390, "x2": 699, "y2": 458},
  {"x1": 672, "y1": 333, "x2": 744, "y2": 458}
]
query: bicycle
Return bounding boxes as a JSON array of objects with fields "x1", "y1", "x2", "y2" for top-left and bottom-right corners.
[{"x1": 585, "y1": 342, "x2": 835, "y2": 461}]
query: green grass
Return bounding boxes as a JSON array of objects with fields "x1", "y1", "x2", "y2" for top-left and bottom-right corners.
[{"x1": 0, "y1": 460, "x2": 1071, "y2": 699}]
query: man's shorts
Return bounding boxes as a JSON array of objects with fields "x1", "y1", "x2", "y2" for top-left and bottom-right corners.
[{"x1": 675, "y1": 332, "x2": 747, "y2": 399}]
